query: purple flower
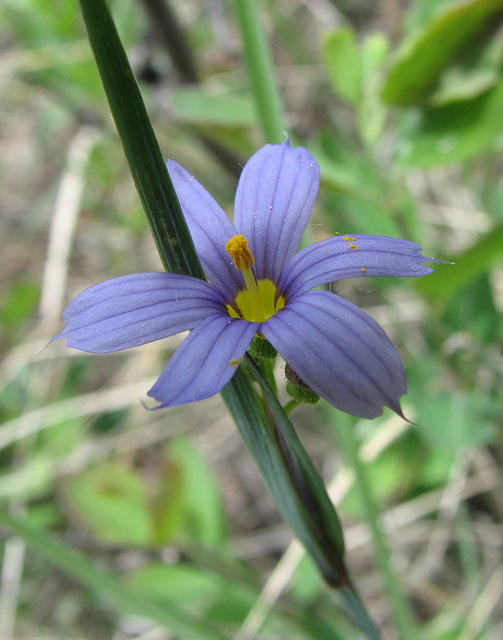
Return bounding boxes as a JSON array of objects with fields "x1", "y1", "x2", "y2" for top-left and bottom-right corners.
[{"x1": 55, "y1": 141, "x2": 442, "y2": 419}]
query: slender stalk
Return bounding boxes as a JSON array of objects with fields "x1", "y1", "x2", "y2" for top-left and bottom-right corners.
[
  {"x1": 283, "y1": 399, "x2": 300, "y2": 414},
  {"x1": 240, "y1": 359, "x2": 384, "y2": 639},
  {"x1": 137, "y1": 0, "x2": 199, "y2": 83},
  {"x1": 334, "y1": 411, "x2": 416, "y2": 639},
  {"x1": 255, "y1": 355, "x2": 278, "y2": 395},
  {"x1": 233, "y1": 0, "x2": 285, "y2": 143}
]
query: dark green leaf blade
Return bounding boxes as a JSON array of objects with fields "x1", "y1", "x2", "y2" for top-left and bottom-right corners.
[{"x1": 224, "y1": 362, "x2": 347, "y2": 587}]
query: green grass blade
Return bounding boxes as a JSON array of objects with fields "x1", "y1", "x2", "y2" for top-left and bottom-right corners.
[
  {"x1": 233, "y1": 0, "x2": 285, "y2": 143},
  {"x1": 225, "y1": 361, "x2": 347, "y2": 586},
  {"x1": 72, "y1": 5, "x2": 377, "y2": 636},
  {"x1": 0, "y1": 512, "x2": 231, "y2": 640},
  {"x1": 225, "y1": 362, "x2": 383, "y2": 639}
]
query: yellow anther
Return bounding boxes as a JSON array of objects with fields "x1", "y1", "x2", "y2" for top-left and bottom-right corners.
[
  {"x1": 343, "y1": 236, "x2": 357, "y2": 242},
  {"x1": 226, "y1": 235, "x2": 255, "y2": 270},
  {"x1": 348, "y1": 243, "x2": 359, "y2": 251}
]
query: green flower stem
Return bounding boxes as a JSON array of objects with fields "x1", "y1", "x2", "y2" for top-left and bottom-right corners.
[
  {"x1": 283, "y1": 399, "x2": 301, "y2": 415},
  {"x1": 256, "y1": 355, "x2": 278, "y2": 395},
  {"x1": 78, "y1": 0, "x2": 345, "y2": 590},
  {"x1": 233, "y1": 0, "x2": 285, "y2": 143},
  {"x1": 78, "y1": 0, "x2": 205, "y2": 279},
  {"x1": 333, "y1": 411, "x2": 416, "y2": 640}
]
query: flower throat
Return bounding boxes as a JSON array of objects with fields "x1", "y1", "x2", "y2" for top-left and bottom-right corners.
[{"x1": 225, "y1": 235, "x2": 285, "y2": 322}]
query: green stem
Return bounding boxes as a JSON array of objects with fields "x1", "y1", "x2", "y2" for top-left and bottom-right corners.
[
  {"x1": 75, "y1": 5, "x2": 381, "y2": 637},
  {"x1": 231, "y1": 360, "x2": 348, "y2": 588},
  {"x1": 283, "y1": 399, "x2": 300, "y2": 415},
  {"x1": 238, "y1": 360, "x2": 384, "y2": 639},
  {"x1": 334, "y1": 412, "x2": 416, "y2": 640},
  {"x1": 257, "y1": 355, "x2": 277, "y2": 395},
  {"x1": 233, "y1": 0, "x2": 285, "y2": 143}
]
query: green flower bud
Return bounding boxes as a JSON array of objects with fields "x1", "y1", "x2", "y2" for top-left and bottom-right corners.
[
  {"x1": 248, "y1": 335, "x2": 278, "y2": 359},
  {"x1": 285, "y1": 364, "x2": 320, "y2": 404}
]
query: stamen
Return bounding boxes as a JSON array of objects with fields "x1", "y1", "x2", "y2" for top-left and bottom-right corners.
[
  {"x1": 226, "y1": 234, "x2": 261, "y2": 311},
  {"x1": 226, "y1": 235, "x2": 255, "y2": 270}
]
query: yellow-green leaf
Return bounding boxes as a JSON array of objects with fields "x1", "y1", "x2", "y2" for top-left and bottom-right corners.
[{"x1": 382, "y1": 0, "x2": 503, "y2": 105}]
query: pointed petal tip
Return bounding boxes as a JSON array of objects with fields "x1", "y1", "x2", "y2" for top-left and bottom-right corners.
[
  {"x1": 387, "y1": 400, "x2": 421, "y2": 427},
  {"x1": 262, "y1": 290, "x2": 409, "y2": 420},
  {"x1": 145, "y1": 372, "x2": 223, "y2": 409},
  {"x1": 41, "y1": 334, "x2": 61, "y2": 356},
  {"x1": 421, "y1": 253, "x2": 455, "y2": 265},
  {"x1": 399, "y1": 409, "x2": 419, "y2": 428},
  {"x1": 392, "y1": 402, "x2": 408, "y2": 422},
  {"x1": 143, "y1": 392, "x2": 171, "y2": 411}
]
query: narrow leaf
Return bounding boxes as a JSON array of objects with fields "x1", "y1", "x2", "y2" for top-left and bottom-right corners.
[
  {"x1": 73, "y1": 5, "x2": 379, "y2": 636},
  {"x1": 224, "y1": 362, "x2": 347, "y2": 588}
]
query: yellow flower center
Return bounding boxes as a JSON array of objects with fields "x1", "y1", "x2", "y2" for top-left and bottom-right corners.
[{"x1": 225, "y1": 234, "x2": 285, "y2": 322}]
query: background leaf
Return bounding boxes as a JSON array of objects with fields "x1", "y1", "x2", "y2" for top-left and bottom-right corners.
[
  {"x1": 382, "y1": 0, "x2": 503, "y2": 106},
  {"x1": 62, "y1": 461, "x2": 151, "y2": 546},
  {"x1": 397, "y1": 77, "x2": 503, "y2": 166},
  {"x1": 322, "y1": 28, "x2": 362, "y2": 104}
]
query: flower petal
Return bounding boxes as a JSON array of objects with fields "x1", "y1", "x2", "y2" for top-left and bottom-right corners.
[
  {"x1": 279, "y1": 234, "x2": 444, "y2": 299},
  {"x1": 167, "y1": 159, "x2": 242, "y2": 298},
  {"x1": 55, "y1": 273, "x2": 225, "y2": 353},
  {"x1": 261, "y1": 290, "x2": 407, "y2": 419},
  {"x1": 148, "y1": 315, "x2": 259, "y2": 407},
  {"x1": 234, "y1": 140, "x2": 320, "y2": 282}
]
